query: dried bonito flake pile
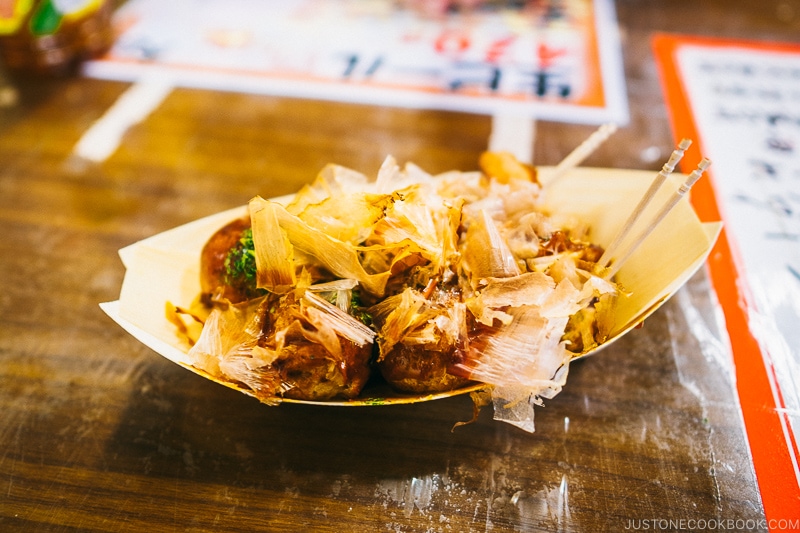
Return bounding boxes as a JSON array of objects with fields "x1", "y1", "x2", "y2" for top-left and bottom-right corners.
[{"x1": 177, "y1": 152, "x2": 619, "y2": 431}]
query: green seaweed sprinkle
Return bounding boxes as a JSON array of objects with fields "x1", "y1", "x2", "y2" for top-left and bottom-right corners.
[
  {"x1": 224, "y1": 227, "x2": 257, "y2": 286},
  {"x1": 363, "y1": 397, "x2": 386, "y2": 406},
  {"x1": 351, "y1": 289, "x2": 373, "y2": 326}
]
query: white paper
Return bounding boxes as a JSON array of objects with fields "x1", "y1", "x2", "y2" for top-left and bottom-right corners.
[
  {"x1": 83, "y1": 0, "x2": 628, "y2": 125},
  {"x1": 677, "y1": 44, "x2": 800, "y2": 482}
]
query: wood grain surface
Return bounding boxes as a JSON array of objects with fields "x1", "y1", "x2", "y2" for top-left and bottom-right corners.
[{"x1": 1, "y1": 1, "x2": 798, "y2": 531}]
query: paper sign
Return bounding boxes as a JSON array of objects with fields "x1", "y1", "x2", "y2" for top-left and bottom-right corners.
[
  {"x1": 83, "y1": 0, "x2": 628, "y2": 125},
  {"x1": 654, "y1": 34, "x2": 800, "y2": 526}
]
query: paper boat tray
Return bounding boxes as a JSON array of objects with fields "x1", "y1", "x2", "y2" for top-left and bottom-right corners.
[{"x1": 101, "y1": 166, "x2": 721, "y2": 406}]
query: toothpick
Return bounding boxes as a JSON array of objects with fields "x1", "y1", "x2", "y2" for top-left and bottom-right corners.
[
  {"x1": 548, "y1": 123, "x2": 618, "y2": 184},
  {"x1": 596, "y1": 139, "x2": 692, "y2": 271},
  {"x1": 604, "y1": 158, "x2": 712, "y2": 280}
]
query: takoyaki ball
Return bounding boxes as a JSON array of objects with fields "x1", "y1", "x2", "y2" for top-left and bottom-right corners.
[
  {"x1": 378, "y1": 343, "x2": 470, "y2": 394},
  {"x1": 262, "y1": 293, "x2": 374, "y2": 401},
  {"x1": 199, "y1": 216, "x2": 261, "y2": 304},
  {"x1": 275, "y1": 341, "x2": 373, "y2": 401}
]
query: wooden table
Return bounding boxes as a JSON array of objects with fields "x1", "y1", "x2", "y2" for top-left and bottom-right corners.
[{"x1": 1, "y1": 1, "x2": 797, "y2": 531}]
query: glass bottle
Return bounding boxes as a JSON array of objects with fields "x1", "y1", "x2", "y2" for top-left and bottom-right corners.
[{"x1": 0, "y1": 0, "x2": 114, "y2": 75}]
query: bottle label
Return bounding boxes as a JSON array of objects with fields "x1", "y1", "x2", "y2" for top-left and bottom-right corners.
[
  {"x1": 52, "y1": 0, "x2": 101, "y2": 19},
  {"x1": 29, "y1": 0, "x2": 102, "y2": 35},
  {"x1": 0, "y1": 0, "x2": 34, "y2": 35}
]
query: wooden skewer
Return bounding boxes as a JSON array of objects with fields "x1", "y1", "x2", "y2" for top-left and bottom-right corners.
[
  {"x1": 596, "y1": 139, "x2": 692, "y2": 271},
  {"x1": 548, "y1": 123, "x2": 618, "y2": 184},
  {"x1": 603, "y1": 158, "x2": 712, "y2": 280}
]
